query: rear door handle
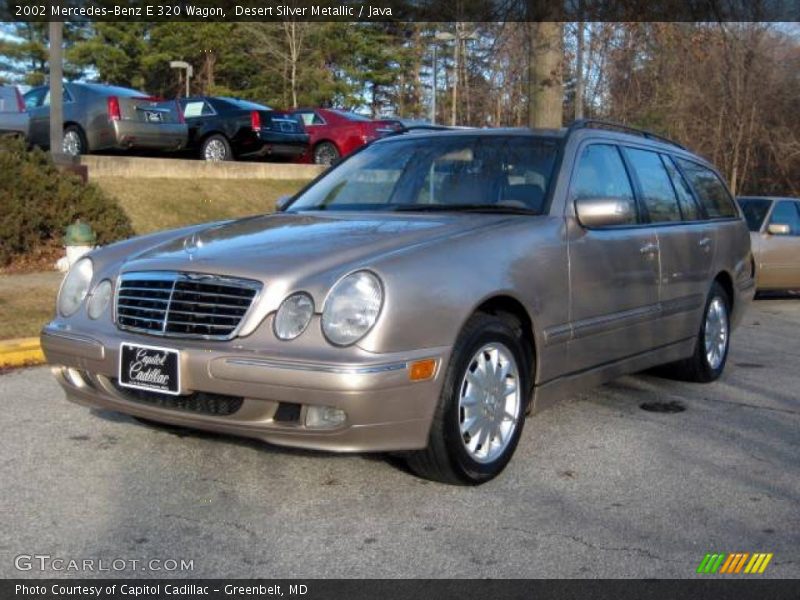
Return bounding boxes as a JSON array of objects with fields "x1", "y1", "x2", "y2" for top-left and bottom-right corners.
[
  {"x1": 698, "y1": 237, "x2": 712, "y2": 251},
  {"x1": 640, "y1": 242, "x2": 659, "y2": 255}
]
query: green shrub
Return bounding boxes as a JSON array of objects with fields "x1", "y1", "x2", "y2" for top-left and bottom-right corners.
[{"x1": 0, "y1": 136, "x2": 134, "y2": 267}]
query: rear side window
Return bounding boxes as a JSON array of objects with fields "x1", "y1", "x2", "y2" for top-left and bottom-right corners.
[
  {"x1": 296, "y1": 111, "x2": 325, "y2": 126},
  {"x1": 182, "y1": 100, "x2": 215, "y2": 118},
  {"x1": 737, "y1": 198, "x2": 773, "y2": 232},
  {"x1": 571, "y1": 144, "x2": 637, "y2": 224},
  {"x1": 768, "y1": 200, "x2": 800, "y2": 235},
  {"x1": 676, "y1": 158, "x2": 737, "y2": 218},
  {"x1": 624, "y1": 148, "x2": 682, "y2": 222},
  {"x1": 663, "y1": 155, "x2": 702, "y2": 221},
  {"x1": 23, "y1": 87, "x2": 46, "y2": 109}
]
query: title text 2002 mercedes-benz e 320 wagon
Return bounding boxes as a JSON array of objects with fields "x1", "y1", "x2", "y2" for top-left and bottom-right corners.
[{"x1": 42, "y1": 120, "x2": 755, "y2": 484}]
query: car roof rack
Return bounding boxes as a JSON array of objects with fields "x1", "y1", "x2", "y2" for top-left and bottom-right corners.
[{"x1": 567, "y1": 119, "x2": 687, "y2": 151}]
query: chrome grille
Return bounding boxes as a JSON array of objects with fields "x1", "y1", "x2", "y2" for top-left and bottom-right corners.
[{"x1": 115, "y1": 272, "x2": 261, "y2": 340}]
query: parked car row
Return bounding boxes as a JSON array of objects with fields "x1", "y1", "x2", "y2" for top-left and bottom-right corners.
[{"x1": 0, "y1": 82, "x2": 401, "y2": 164}]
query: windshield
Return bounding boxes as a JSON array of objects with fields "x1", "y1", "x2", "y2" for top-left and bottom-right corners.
[
  {"x1": 737, "y1": 198, "x2": 773, "y2": 231},
  {"x1": 288, "y1": 135, "x2": 558, "y2": 214}
]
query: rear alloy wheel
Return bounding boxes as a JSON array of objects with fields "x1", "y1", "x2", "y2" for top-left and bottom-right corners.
[
  {"x1": 313, "y1": 141, "x2": 340, "y2": 166},
  {"x1": 201, "y1": 134, "x2": 233, "y2": 162},
  {"x1": 62, "y1": 126, "x2": 85, "y2": 157},
  {"x1": 662, "y1": 282, "x2": 731, "y2": 382},
  {"x1": 406, "y1": 313, "x2": 530, "y2": 485}
]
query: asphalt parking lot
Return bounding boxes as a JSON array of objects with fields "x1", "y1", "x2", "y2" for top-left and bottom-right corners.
[{"x1": 1, "y1": 298, "x2": 798, "y2": 579}]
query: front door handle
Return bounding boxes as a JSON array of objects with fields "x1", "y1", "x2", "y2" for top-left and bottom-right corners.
[
  {"x1": 640, "y1": 242, "x2": 659, "y2": 255},
  {"x1": 698, "y1": 237, "x2": 712, "y2": 250}
]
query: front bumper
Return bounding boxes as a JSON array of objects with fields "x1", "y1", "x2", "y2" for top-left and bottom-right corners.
[{"x1": 41, "y1": 325, "x2": 449, "y2": 453}]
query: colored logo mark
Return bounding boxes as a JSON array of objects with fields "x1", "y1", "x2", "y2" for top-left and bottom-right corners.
[{"x1": 696, "y1": 553, "x2": 773, "y2": 574}]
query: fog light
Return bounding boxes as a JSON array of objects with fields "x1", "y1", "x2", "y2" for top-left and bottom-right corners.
[{"x1": 305, "y1": 405, "x2": 346, "y2": 429}]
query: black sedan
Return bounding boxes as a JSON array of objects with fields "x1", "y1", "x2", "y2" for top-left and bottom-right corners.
[{"x1": 178, "y1": 96, "x2": 309, "y2": 162}]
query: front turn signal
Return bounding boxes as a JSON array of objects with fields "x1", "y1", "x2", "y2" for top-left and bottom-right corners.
[{"x1": 409, "y1": 359, "x2": 437, "y2": 382}]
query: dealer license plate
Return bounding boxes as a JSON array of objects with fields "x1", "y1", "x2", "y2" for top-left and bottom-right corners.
[{"x1": 118, "y1": 343, "x2": 180, "y2": 395}]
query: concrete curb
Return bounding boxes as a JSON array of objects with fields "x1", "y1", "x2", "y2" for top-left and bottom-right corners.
[
  {"x1": 0, "y1": 337, "x2": 44, "y2": 368},
  {"x1": 80, "y1": 155, "x2": 326, "y2": 181}
]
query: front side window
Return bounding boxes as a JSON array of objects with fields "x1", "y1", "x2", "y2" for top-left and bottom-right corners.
[
  {"x1": 571, "y1": 144, "x2": 637, "y2": 224},
  {"x1": 288, "y1": 135, "x2": 558, "y2": 213},
  {"x1": 737, "y1": 198, "x2": 773, "y2": 232},
  {"x1": 624, "y1": 147, "x2": 682, "y2": 222},
  {"x1": 676, "y1": 158, "x2": 737, "y2": 219},
  {"x1": 768, "y1": 200, "x2": 800, "y2": 235}
]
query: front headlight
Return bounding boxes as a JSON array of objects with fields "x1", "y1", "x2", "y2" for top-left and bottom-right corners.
[
  {"x1": 58, "y1": 258, "x2": 93, "y2": 317},
  {"x1": 322, "y1": 271, "x2": 383, "y2": 346},
  {"x1": 87, "y1": 279, "x2": 113, "y2": 319},
  {"x1": 274, "y1": 292, "x2": 314, "y2": 340}
]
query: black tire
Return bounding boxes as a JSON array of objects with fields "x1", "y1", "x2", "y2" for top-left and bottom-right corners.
[
  {"x1": 313, "y1": 141, "x2": 340, "y2": 166},
  {"x1": 406, "y1": 313, "x2": 532, "y2": 485},
  {"x1": 62, "y1": 124, "x2": 87, "y2": 157},
  {"x1": 662, "y1": 281, "x2": 731, "y2": 383},
  {"x1": 201, "y1": 134, "x2": 233, "y2": 162}
]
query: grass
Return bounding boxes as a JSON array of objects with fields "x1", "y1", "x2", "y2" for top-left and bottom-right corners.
[
  {"x1": 0, "y1": 177, "x2": 312, "y2": 340},
  {"x1": 0, "y1": 272, "x2": 60, "y2": 340},
  {"x1": 94, "y1": 177, "x2": 310, "y2": 235}
]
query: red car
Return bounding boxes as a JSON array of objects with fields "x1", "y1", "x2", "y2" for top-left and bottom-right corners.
[{"x1": 291, "y1": 108, "x2": 402, "y2": 165}]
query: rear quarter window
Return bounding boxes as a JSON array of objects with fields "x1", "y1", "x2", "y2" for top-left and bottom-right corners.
[{"x1": 676, "y1": 158, "x2": 738, "y2": 219}]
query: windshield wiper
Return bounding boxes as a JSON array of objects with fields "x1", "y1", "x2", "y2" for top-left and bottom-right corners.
[{"x1": 392, "y1": 203, "x2": 538, "y2": 215}]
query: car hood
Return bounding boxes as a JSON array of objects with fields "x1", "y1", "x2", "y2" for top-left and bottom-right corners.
[{"x1": 121, "y1": 211, "x2": 510, "y2": 281}]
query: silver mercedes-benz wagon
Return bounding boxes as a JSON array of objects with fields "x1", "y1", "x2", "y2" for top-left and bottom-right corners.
[{"x1": 42, "y1": 120, "x2": 755, "y2": 484}]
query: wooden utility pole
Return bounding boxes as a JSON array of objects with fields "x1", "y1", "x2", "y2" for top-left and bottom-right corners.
[
  {"x1": 49, "y1": 20, "x2": 64, "y2": 161},
  {"x1": 527, "y1": 21, "x2": 564, "y2": 129},
  {"x1": 575, "y1": 21, "x2": 585, "y2": 120}
]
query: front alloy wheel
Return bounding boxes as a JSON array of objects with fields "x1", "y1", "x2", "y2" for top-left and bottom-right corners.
[
  {"x1": 406, "y1": 313, "x2": 530, "y2": 485},
  {"x1": 458, "y1": 343, "x2": 522, "y2": 464}
]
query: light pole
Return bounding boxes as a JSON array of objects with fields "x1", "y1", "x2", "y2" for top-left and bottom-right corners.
[
  {"x1": 49, "y1": 21, "x2": 64, "y2": 161},
  {"x1": 431, "y1": 43, "x2": 437, "y2": 124},
  {"x1": 432, "y1": 32, "x2": 454, "y2": 126},
  {"x1": 169, "y1": 60, "x2": 193, "y2": 97}
]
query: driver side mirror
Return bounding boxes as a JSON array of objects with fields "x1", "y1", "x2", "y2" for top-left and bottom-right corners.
[
  {"x1": 575, "y1": 197, "x2": 635, "y2": 229},
  {"x1": 275, "y1": 195, "x2": 292, "y2": 212},
  {"x1": 767, "y1": 223, "x2": 790, "y2": 236}
]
